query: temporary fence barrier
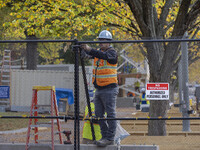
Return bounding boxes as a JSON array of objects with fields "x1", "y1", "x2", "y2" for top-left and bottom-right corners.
[
  {"x1": 1, "y1": 115, "x2": 200, "y2": 121},
  {"x1": 0, "y1": 38, "x2": 200, "y2": 150}
]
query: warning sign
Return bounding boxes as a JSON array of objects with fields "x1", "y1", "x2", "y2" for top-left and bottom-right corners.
[{"x1": 146, "y1": 83, "x2": 169, "y2": 100}]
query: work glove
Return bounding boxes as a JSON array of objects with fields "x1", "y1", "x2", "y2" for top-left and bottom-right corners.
[{"x1": 81, "y1": 50, "x2": 92, "y2": 59}]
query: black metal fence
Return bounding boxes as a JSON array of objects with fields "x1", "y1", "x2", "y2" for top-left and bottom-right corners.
[{"x1": 0, "y1": 38, "x2": 200, "y2": 150}]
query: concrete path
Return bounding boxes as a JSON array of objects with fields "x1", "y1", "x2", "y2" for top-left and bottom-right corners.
[{"x1": 0, "y1": 143, "x2": 158, "y2": 150}]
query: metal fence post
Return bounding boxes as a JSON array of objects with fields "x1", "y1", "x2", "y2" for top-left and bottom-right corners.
[
  {"x1": 178, "y1": 61, "x2": 183, "y2": 112},
  {"x1": 181, "y1": 32, "x2": 190, "y2": 132},
  {"x1": 80, "y1": 49, "x2": 96, "y2": 141},
  {"x1": 73, "y1": 40, "x2": 80, "y2": 150}
]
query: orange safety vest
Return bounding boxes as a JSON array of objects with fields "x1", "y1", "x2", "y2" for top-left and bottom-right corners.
[{"x1": 92, "y1": 53, "x2": 118, "y2": 87}]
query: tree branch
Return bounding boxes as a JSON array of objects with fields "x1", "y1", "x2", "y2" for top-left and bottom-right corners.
[
  {"x1": 186, "y1": 0, "x2": 200, "y2": 28},
  {"x1": 171, "y1": 54, "x2": 181, "y2": 76},
  {"x1": 142, "y1": 0, "x2": 156, "y2": 37},
  {"x1": 108, "y1": 9, "x2": 140, "y2": 34},
  {"x1": 124, "y1": 0, "x2": 149, "y2": 36},
  {"x1": 188, "y1": 21, "x2": 200, "y2": 33},
  {"x1": 189, "y1": 55, "x2": 200, "y2": 65},
  {"x1": 163, "y1": 21, "x2": 175, "y2": 34},
  {"x1": 161, "y1": 1, "x2": 191, "y2": 79},
  {"x1": 172, "y1": 0, "x2": 191, "y2": 37},
  {"x1": 138, "y1": 44, "x2": 147, "y2": 57},
  {"x1": 158, "y1": 0, "x2": 174, "y2": 37},
  {"x1": 104, "y1": 21, "x2": 140, "y2": 37}
]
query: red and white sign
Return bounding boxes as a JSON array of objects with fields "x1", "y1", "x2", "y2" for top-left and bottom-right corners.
[{"x1": 146, "y1": 83, "x2": 169, "y2": 100}]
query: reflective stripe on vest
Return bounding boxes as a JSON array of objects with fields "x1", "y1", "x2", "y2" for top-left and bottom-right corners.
[
  {"x1": 92, "y1": 57, "x2": 117, "y2": 86},
  {"x1": 140, "y1": 93, "x2": 150, "y2": 104}
]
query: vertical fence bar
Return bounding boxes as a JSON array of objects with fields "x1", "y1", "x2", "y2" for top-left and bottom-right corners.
[
  {"x1": 73, "y1": 40, "x2": 80, "y2": 150},
  {"x1": 181, "y1": 32, "x2": 190, "y2": 131},
  {"x1": 80, "y1": 50, "x2": 96, "y2": 141},
  {"x1": 178, "y1": 61, "x2": 183, "y2": 112}
]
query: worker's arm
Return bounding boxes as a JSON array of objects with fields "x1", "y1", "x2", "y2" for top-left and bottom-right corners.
[
  {"x1": 88, "y1": 48, "x2": 118, "y2": 64},
  {"x1": 81, "y1": 50, "x2": 93, "y2": 59},
  {"x1": 80, "y1": 44, "x2": 117, "y2": 64}
]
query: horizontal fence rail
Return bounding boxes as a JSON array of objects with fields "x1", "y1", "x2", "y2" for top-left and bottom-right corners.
[
  {"x1": 1, "y1": 37, "x2": 200, "y2": 150},
  {"x1": 0, "y1": 38, "x2": 200, "y2": 43},
  {"x1": 0, "y1": 39, "x2": 76, "y2": 43},
  {"x1": 1, "y1": 115, "x2": 200, "y2": 120}
]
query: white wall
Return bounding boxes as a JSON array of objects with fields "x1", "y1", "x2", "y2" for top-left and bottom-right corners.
[{"x1": 10, "y1": 69, "x2": 89, "y2": 114}]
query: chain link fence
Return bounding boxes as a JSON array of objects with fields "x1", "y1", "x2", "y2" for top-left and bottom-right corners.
[{"x1": 0, "y1": 38, "x2": 200, "y2": 150}]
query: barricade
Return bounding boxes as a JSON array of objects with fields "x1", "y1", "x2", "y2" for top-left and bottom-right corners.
[{"x1": 1, "y1": 38, "x2": 200, "y2": 150}]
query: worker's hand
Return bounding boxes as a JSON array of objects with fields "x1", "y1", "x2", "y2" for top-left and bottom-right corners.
[
  {"x1": 81, "y1": 44, "x2": 92, "y2": 51},
  {"x1": 80, "y1": 48, "x2": 93, "y2": 59}
]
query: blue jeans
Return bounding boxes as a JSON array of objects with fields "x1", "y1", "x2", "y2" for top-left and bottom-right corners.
[{"x1": 94, "y1": 87, "x2": 119, "y2": 141}]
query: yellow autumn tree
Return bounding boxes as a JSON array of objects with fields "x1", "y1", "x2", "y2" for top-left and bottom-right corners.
[{"x1": 1, "y1": 0, "x2": 200, "y2": 135}]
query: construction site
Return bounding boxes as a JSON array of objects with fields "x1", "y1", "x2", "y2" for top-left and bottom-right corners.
[
  {"x1": 1, "y1": 1, "x2": 200, "y2": 149},
  {"x1": 0, "y1": 38, "x2": 200, "y2": 150}
]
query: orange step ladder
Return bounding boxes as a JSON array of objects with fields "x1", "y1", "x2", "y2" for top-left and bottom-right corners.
[{"x1": 25, "y1": 86, "x2": 63, "y2": 150}]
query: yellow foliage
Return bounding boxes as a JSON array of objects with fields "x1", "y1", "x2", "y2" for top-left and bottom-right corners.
[
  {"x1": 0, "y1": 0, "x2": 192, "y2": 44},
  {"x1": 189, "y1": 60, "x2": 200, "y2": 83},
  {"x1": 112, "y1": 30, "x2": 115, "y2": 36}
]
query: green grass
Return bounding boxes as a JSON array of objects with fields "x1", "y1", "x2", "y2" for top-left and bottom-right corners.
[{"x1": 0, "y1": 112, "x2": 50, "y2": 131}]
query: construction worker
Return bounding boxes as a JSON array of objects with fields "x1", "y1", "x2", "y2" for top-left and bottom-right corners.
[
  {"x1": 127, "y1": 91, "x2": 135, "y2": 97},
  {"x1": 81, "y1": 30, "x2": 118, "y2": 147},
  {"x1": 134, "y1": 81, "x2": 140, "y2": 93},
  {"x1": 140, "y1": 88, "x2": 150, "y2": 105},
  {"x1": 82, "y1": 100, "x2": 102, "y2": 144}
]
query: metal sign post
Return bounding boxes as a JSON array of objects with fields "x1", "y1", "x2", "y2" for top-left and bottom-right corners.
[{"x1": 181, "y1": 32, "x2": 190, "y2": 132}]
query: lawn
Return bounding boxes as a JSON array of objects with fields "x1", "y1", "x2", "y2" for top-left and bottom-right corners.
[{"x1": 0, "y1": 112, "x2": 50, "y2": 131}]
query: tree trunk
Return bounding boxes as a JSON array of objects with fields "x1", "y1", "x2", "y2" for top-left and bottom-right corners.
[
  {"x1": 124, "y1": 0, "x2": 200, "y2": 136},
  {"x1": 148, "y1": 100, "x2": 168, "y2": 136},
  {"x1": 145, "y1": 42, "x2": 170, "y2": 136},
  {"x1": 25, "y1": 34, "x2": 38, "y2": 70}
]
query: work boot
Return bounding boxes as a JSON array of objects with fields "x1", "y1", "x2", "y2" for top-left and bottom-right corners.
[
  {"x1": 93, "y1": 140, "x2": 97, "y2": 145},
  {"x1": 93, "y1": 138, "x2": 104, "y2": 145},
  {"x1": 96, "y1": 139, "x2": 114, "y2": 147}
]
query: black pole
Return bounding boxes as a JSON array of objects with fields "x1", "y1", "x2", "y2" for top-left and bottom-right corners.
[
  {"x1": 80, "y1": 49, "x2": 96, "y2": 141},
  {"x1": 73, "y1": 40, "x2": 80, "y2": 150}
]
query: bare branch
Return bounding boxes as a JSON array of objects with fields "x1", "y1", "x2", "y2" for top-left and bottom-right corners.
[
  {"x1": 104, "y1": 21, "x2": 140, "y2": 37},
  {"x1": 138, "y1": 44, "x2": 147, "y2": 57},
  {"x1": 190, "y1": 26, "x2": 200, "y2": 40},
  {"x1": 164, "y1": 21, "x2": 175, "y2": 33},
  {"x1": 189, "y1": 56, "x2": 200, "y2": 65},
  {"x1": 188, "y1": 21, "x2": 200, "y2": 33}
]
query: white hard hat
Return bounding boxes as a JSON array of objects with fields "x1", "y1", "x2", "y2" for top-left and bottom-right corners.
[
  {"x1": 141, "y1": 88, "x2": 145, "y2": 92},
  {"x1": 98, "y1": 30, "x2": 112, "y2": 40}
]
